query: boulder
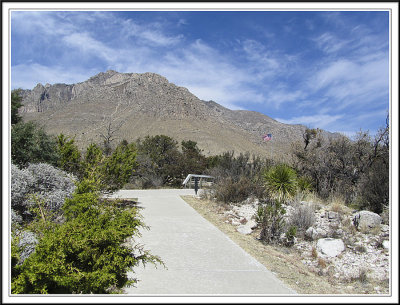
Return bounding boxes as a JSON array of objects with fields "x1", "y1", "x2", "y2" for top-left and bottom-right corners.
[
  {"x1": 231, "y1": 219, "x2": 241, "y2": 226},
  {"x1": 353, "y1": 211, "x2": 382, "y2": 232},
  {"x1": 382, "y1": 240, "x2": 390, "y2": 250},
  {"x1": 317, "y1": 238, "x2": 345, "y2": 257},
  {"x1": 380, "y1": 224, "x2": 390, "y2": 233},
  {"x1": 326, "y1": 211, "x2": 339, "y2": 220},
  {"x1": 237, "y1": 225, "x2": 253, "y2": 235},
  {"x1": 305, "y1": 227, "x2": 318, "y2": 240},
  {"x1": 246, "y1": 219, "x2": 258, "y2": 229},
  {"x1": 316, "y1": 227, "x2": 328, "y2": 238}
]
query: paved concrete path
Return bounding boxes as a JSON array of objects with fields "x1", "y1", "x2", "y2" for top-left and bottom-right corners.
[{"x1": 110, "y1": 189, "x2": 296, "y2": 295}]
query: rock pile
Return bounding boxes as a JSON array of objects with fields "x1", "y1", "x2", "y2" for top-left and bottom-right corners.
[{"x1": 223, "y1": 198, "x2": 390, "y2": 290}]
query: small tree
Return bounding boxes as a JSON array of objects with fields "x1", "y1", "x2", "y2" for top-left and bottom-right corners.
[
  {"x1": 102, "y1": 141, "x2": 138, "y2": 191},
  {"x1": 57, "y1": 134, "x2": 82, "y2": 176},
  {"x1": 136, "y1": 135, "x2": 181, "y2": 186},
  {"x1": 11, "y1": 121, "x2": 59, "y2": 167},
  {"x1": 100, "y1": 117, "x2": 125, "y2": 156},
  {"x1": 11, "y1": 89, "x2": 23, "y2": 125},
  {"x1": 179, "y1": 140, "x2": 207, "y2": 176}
]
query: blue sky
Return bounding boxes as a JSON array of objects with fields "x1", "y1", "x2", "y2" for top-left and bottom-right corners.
[{"x1": 10, "y1": 9, "x2": 390, "y2": 137}]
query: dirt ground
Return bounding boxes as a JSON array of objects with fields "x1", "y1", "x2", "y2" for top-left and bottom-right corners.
[{"x1": 181, "y1": 195, "x2": 391, "y2": 296}]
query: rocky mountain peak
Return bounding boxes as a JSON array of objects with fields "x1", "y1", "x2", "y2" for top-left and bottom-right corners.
[{"x1": 19, "y1": 70, "x2": 339, "y2": 158}]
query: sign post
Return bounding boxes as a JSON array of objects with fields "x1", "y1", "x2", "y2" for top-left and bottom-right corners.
[{"x1": 194, "y1": 177, "x2": 199, "y2": 195}]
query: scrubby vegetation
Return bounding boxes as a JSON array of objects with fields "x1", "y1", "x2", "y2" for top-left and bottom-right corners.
[
  {"x1": 11, "y1": 158, "x2": 162, "y2": 294},
  {"x1": 10, "y1": 90, "x2": 162, "y2": 294},
  {"x1": 10, "y1": 88, "x2": 390, "y2": 293},
  {"x1": 12, "y1": 182, "x2": 162, "y2": 294},
  {"x1": 292, "y1": 123, "x2": 389, "y2": 214},
  {"x1": 196, "y1": 123, "x2": 389, "y2": 249}
]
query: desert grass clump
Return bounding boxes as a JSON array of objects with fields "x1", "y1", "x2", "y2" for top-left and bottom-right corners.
[
  {"x1": 354, "y1": 245, "x2": 367, "y2": 253},
  {"x1": 257, "y1": 199, "x2": 287, "y2": 244},
  {"x1": 342, "y1": 217, "x2": 357, "y2": 235},
  {"x1": 357, "y1": 268, "x2": 369, "y2": 284},
  {"x1": 380, "y1": 205, "x2": 389, "y2": 225},
  {"x1": 311, "y1": 246, "x2": 318, "y2": 258},
  {"x1": 287, "y1": 202, "x2": 316, "y2": 234},
  {"x1": 258, "y1": 164, "x2": 299, "y2": 244},
  {"x1": 328, "y1": 195, "x2": 350, "y2": 215},
  {"x1": 263, "y1": 164, "x2": 298, "y2": 203},
  {"x1": 317, "y1": 258, "x2": 327, "y2": 269}
]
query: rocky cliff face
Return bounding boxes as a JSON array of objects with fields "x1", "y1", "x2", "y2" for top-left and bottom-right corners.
[{"x1": 19, "y1": 70, "x2": 339, "y2": 158}]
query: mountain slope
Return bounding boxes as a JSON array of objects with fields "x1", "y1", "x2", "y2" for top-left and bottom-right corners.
[{"x1": 19, "y1": 70, "x2": 337, "y2": 158}]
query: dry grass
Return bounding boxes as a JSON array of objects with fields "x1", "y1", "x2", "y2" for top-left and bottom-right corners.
[
  {"x1": 342, "y1": 217, "x2": 357, "y2": 234},
  {"x1": 181, "y1": 195, "x2": 348, "y2": 295},
  {"x1": 328, "y1": 196, "x2": 352, "y2": 215},
  {"x1": 311, "y1": 247, "x2": 318, "y2": 259},
  {"x1": 317, "y1": 258, "x2": 327, "y2": 269}
]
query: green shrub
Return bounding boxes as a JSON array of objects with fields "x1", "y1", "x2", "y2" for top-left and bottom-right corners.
[
  {"x1": 80, "y1": 141, "x2": 138, "y2": 192},
  {"x1": 102, "y1": 142, "x2": 138, "y2": 191},
  {"x1": 214, "y1": 176, "x2": 260, "y2": 204},
  {"x1": 284, "y1": 226, "x2": 297, "y2": 247},
  {"x1": 57, "y1": 134, "x2": 82, "y2": 176},
  {"x1": 11, "y1": 89, "x2": 23, "y2": 125},
  {"x1": 11, "y1": 121, "x2": 59, "y2": 167},
  {"x1": 12, "y1": 186, "x2": 162, "y2": 294},
  {"x1": 257, "y1": 199, "x2": 287, "y2": 244}
]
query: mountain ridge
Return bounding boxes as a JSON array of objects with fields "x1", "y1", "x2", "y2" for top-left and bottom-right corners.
[{"x1": 19, "y1": 70, "x2": 340, "y2": 158}]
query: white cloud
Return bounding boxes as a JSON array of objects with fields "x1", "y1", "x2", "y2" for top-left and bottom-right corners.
[
  {"x1": 242, "y1": 39, "x2": 280, "y2": 71},
  {"x1": 314, "y1": 32, "x2": 350, "y2": 54},
  {"x1": 311, "y1": 56, "x2": 389, "y2": 110},
  {"x1": 130, "y1": 39, "x2": 267, "y2": 108},
  {"x1": 266, "y1": 90, "x2": 304, "y2": 108},
  {"x1": 275, "y1": 114, "x2": 344, "y2": 129},
  {"x1": 120, "y1": 18, "x2": 183, "y2": 46},
  {"x1": 62, "y1": 32, "x2": 119, "y2": 62},
  {"x1": 11, "y1": 11, "x2": 75, "y2": 36},
  {"x1": 11, "y1": 63, "x2": 97, "y2": 89}
]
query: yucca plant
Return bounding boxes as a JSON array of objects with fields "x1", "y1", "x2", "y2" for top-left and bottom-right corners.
[
  {"x1": 258, "y1": 164, "x2": 298, "y2": 244},
  {"x1": 263, "y1": 164, "x2": 298, "y2": 204},
  {"x1": 297, "y1": 175, "x2": 313, "y2": 193}
]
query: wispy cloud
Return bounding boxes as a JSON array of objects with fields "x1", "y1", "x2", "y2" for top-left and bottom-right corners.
[
  {"x1": 275, "y1": 114, "x2": 344, "y2": 129},
  {"x1": 11, "y1": 63, "x2": 96, "y2": 89},
  {"x1": 311, "y1": 56, "x2": 388, "y2": 109},
  {"x1": 314, "y1": 32, "x2": 350, "y2": 54},
  {"x1": 120, "y1": 19, "x2": 184, "y2": 46}
]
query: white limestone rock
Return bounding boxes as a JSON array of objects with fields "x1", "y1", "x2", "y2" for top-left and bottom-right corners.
[
  {"x1": 317, "y1": 238, "x2": 345, "y2": 257},
  {"x1": 237, "y1": 225, "x2": 253, "y2": 235}
]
